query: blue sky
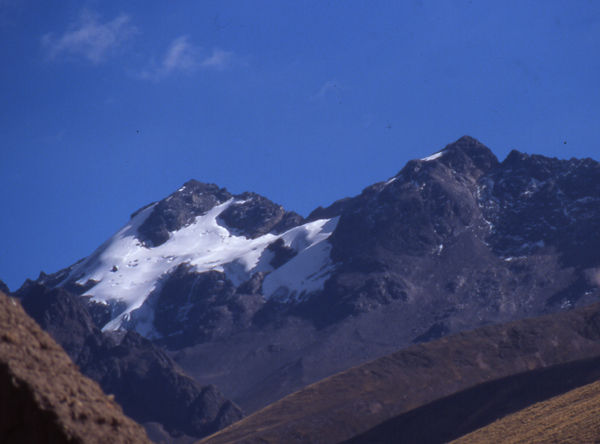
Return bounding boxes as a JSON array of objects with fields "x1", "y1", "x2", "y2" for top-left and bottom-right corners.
[{"x1": 1, "y1": 1, "x2": 599, "y2": 291}]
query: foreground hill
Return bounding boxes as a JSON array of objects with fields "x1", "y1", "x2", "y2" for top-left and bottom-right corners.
[
  {"x1": 197, "y1": 300, "x2": 600, "y2": 444},
  {"x1": 449, "y1": 378, "x2": 600, "y2": 444},
  {"x1": 0, "y1": 291, "x2": 151, "y2": 444},
  {"x1": 342, "y1": 355, "x2": 600, "y2": 444}
]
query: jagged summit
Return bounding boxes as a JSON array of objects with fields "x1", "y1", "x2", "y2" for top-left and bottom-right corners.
[
  {"x1": 438, "y1": 135, "x2": 500, "y2": 174},
  {"x1": 136, "y1": 180, "x2": 303, "y2": 247}
]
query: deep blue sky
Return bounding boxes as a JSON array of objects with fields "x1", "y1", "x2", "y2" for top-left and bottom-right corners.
[{"x1": 1, "y1": 1, "x2": 599, "y2": 291}]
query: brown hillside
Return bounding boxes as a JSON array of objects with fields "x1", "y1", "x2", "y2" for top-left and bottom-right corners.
[
  {"x1": 0, "y1": 291, "x2": 151, "y2": 444},
  {"x1": 197, "y1": 301, "x2": 600, "y2": 444},
  {"x1": 341, "y1": 354, "x2": 600, "y2": 444},
  {"x1": 449, "y1": 378, "x2": 600, "y2": 444}
]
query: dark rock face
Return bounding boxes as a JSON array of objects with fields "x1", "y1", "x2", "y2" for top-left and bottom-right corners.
[
  {"x1": 218, "y1": 192, "x2": 304, "y2": 239},
  {"x1": 138, "y1": 181, "x2": 234, "y2": 247},
  {"x1": 136, "y1": 181, "x2": 303, "y2": 247},
  {"x1": 329, "y1": 136, "x2": 497, "y2": 260},
  {"x1": 84, "y1": 331, "x2": 245, "y2": 438},
  {"x1": 481, "y1": 151, "x2": 600, "y2": 268},
  {"x1": 20, "y1": 284, "x2": 105, "y2": 368},
  {"x1": 0, "y1": 291, "x2": 152, "y2": 444},
  {"x1": 154, "y1": 264, "x2": 264, "y2": 348},
  {"x1": 266, "y1": 238, "x2": 298, "y2": 269},
  {"x1": 17, "y1": 284, "x2": 245, "y2": 442},
  {"x1": 286, "y1": 136, "x2": 600, "y2": 328}
]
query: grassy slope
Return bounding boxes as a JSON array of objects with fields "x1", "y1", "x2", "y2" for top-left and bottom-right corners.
[
  {"x1": 341, "y1": 354, "x2": 600, "y2": 444},
  {"x1": 449, "y1": 378, "x2": 600, "y2": 444}
]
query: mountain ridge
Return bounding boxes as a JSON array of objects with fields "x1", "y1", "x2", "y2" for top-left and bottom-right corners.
[{"x1": 13, "y1": 135, "x2": 600, "y2": 421}]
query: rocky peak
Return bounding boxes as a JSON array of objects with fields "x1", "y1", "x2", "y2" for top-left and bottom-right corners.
[
  {"x1": 481, "y1": 150, "x2": 600, "y2": 268},
  {"x1": 136, "y1": 180, "x2": 304, "y2": 246},
  {"x1": 326, "y1": 138, "x2": 495, "y2": 262},
  {"x1": 387, "y1": 137, "x2": 498, "y2": 193},
  {"x1": 137, "y1": 180, "x2": 233, "y2": 247},
  {"x1": 436, "y1": 136, "x2": 499, "y2": 177},
  {"x1": 218, "y1": 191, "x2": 304, "y2": 239}
]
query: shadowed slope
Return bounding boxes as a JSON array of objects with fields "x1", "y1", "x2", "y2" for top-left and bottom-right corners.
[
  {"x1": 0, "y1": 291, "x2": 151, "y2": 444},
  {"x1": 197, "y1": 301, "x2": 600, "y2": 444},
  {"x1": 449, "y1": 378, "x2": 600, "y2": 444},
  {"x1": 342, "y1": 355, "x2": 600, "y2": 444}
]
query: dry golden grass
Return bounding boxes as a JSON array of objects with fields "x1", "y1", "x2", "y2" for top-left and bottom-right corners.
[{"x1": 450, "y1": 379, "x2": 600, "y2": 444}]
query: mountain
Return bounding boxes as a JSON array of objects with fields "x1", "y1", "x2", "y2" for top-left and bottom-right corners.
[
  {"x1": 0, "y1": 290, "x2": 152, "y2": 444},
  {"x1": 196, "y1": 300, "x2": 600, "y2": 444},
  {"x1": 18, "y1": 135, "x2": 600, "y2": 417}
]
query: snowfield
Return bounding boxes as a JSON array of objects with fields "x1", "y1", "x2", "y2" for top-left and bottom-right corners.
[{"x1": 60, "y1": 199, "x2": 338, "y2": 332}]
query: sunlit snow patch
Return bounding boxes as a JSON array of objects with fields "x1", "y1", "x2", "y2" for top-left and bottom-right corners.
[
  {"x1": 384, "y1": 176, "x2": 398, "y2": 186},
  {"x1": 59, "y1": 199, "x2": 339, "y2": 332},
  {"x1": 421, "y1": 150, "x2": 446, "y2": 161},
  {"x1": 262, "y1": 217, "x2": 339, "y2": 302}
]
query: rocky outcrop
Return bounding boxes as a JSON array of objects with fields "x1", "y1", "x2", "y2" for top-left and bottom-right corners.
[
  {"x1": 0, "y1": 290, "x2": 152, "y2": 444},
  {"x1": 218, "y1": 192, "x2": 304, "y2": 238},
  {"x1": 83, "y1": 331, "x2": 245, "y2": 439},
  {"x1": 19, "y1": 284, "x2": 105, "y2": 368},
  {"x1": 153, "y1": 264, "x2": 264, "y2": 348}
]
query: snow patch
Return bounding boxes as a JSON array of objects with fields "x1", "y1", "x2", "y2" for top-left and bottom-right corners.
[
  {"x1": 421, "y1": 150, "x2": 446, "y2": 162},
  {"x1": 262, "y1": 217, "x2": 339, "y2": 302},
  {"x1": 59, "y1": 199, "x2": 339, "y2": 332},
  {"x1": 384, "y1": 176, "x2": 398, "y2": 186}
]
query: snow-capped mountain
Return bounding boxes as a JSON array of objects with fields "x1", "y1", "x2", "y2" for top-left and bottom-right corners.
[
  {"x1": 21, "y1": 136, "x2": 600, "y2": 415},
  {"x1": 55, "y1": 192, "x2": 338, "y2": 335}
]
